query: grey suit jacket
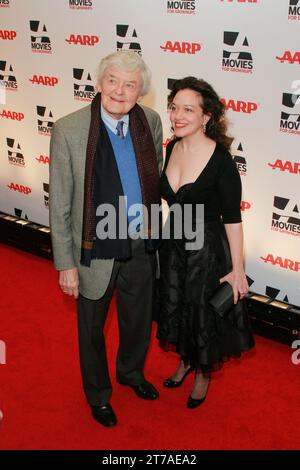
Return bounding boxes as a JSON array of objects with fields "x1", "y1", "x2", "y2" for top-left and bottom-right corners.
[{"x1": 49, "y1": 104, "x2": 163, "y2": 300}]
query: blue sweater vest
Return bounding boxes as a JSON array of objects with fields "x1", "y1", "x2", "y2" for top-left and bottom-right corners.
[{"x1": 106, "y1": 125, "x2": 143, "y2": 230}]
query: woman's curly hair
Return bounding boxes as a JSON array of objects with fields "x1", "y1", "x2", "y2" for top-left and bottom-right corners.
[{"x1": 168, "y1": 76, "x2": 233, "y2": 150}]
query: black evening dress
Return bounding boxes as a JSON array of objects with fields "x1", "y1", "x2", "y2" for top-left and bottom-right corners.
[{"x1": 157, "y1": 139, "x2": 255, "y2": 373}]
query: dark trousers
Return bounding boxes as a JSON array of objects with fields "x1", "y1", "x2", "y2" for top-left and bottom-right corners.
[{"x1": 77, "y1": 239, "x2": 156, "y2": 406}]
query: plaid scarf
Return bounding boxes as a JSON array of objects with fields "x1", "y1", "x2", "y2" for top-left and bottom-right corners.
[{"x1": 80, "y1": 93, "x2": 161, "y2": 266}]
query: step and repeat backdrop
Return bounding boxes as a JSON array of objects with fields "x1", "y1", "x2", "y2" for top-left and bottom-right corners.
[{"x1": 0, "y1": 0, "x2": 299, "y2": 304}]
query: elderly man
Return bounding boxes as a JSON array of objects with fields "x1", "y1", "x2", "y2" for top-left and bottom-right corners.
[{"x1": 49, "y1": 51, "x2": 163, "y2": 427}]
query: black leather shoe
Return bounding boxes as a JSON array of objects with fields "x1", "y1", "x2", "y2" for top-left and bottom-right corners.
[
  {"x1": 187, "y1": 377, "x2": 210, "y2": 409},
  {"x1": 118, "y1": 380, "x2": 159, "y2": 400},
  {"x1": 90, "y1": 404, "x2": 117, "y2": 427},
  {"x1": 187, "y1": 394, "x2": 207, "y2": 409},
  {"x1": 163, "y1": 367, "x2": 193, "y2": 388}
]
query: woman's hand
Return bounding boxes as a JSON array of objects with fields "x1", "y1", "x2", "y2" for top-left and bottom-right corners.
[{"x1": 219, "y1": 270, "x2": 249, "y2": 304}]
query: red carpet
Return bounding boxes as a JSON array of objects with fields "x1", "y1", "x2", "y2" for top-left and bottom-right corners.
[{"x1": 0, "y1": 243, "x2": 299, "y2": 450}]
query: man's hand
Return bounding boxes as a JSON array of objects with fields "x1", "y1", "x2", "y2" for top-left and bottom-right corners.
[{"x1": 59, "y1": 267, "x2": 79, "y2": 299}]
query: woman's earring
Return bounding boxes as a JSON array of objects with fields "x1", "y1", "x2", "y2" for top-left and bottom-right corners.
[{"x1": 202, "y1": 122, "x2": 206, "y2": 134}]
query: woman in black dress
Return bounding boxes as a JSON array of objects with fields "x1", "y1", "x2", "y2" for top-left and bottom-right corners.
[{"x1": 157, "y1": 77, "x2": 254, "y2": 408}]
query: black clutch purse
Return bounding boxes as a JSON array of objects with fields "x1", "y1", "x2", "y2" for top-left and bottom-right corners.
[
  {"x1": 209, "y1": 276, "x2": 253, "y2": 318},
  {"x1": 209, "y1": 282, "x2": 234, "y2": 317}
]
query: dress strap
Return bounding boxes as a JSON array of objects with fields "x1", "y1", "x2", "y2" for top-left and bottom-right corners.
[{"x1": 163, "y1": 138, "x2": 177, "y2": 172}]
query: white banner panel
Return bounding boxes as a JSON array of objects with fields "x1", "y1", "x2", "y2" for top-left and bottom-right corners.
[{"x1": 0, "y1": 0, "x2": 299, "y2": 304}]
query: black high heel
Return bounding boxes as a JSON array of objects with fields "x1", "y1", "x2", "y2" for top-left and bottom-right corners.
[
  {"x1": 187, "y1": 376, "x2": 210, "y2": 408},
  {"x1": 163, "y1": 367, "x2": 193, "y2": 388},
  {"x1": 187, "y1": 394, "x2": 207, "y2": 408}
]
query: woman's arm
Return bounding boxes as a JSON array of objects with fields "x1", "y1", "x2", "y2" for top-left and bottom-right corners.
[{"x1": 220, "y1": 222, "x2": 249, "y2": 304}]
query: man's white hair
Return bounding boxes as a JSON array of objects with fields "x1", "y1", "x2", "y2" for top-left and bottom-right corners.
[{"x1": 97, "y1": 51, "x2": 151, "y2": 96}]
